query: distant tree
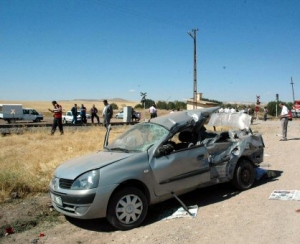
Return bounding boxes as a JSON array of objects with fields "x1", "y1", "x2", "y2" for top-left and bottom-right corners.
[
  {"x1": 174, "y1": 101, "x2": 187, "y2": 110},
  {"x1": 111, "y1": 103, "x2": 118, "y2": 110},
  {"x1": 134, "y1": 104, "x2": 143, "y2": 109},
  {"x1": 142, "y1": 99, "x2": 155, "y2": 109},
  {"x1": 167, "y1": 102, "x2": 175, "y2": 110},
  {"x1": 267, "y1": 101, "x2": 287, "y2": 117},
  {"x1": 202, "y1": 97, "x2": 223, "y2": 105},
  {"x1": 154, "y1": 100, "x2": 187, "y2": 110},
  {"x1": 286, "y1": 102, "x2": 293, "y2": 110},
  {"x1": 156, "y1": 101, "x2": 167, "y2": 110}
]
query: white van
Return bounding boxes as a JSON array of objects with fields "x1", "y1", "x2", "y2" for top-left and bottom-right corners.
[{"x1": 0, "y1": 104, "x2": 43, "y2": 123}]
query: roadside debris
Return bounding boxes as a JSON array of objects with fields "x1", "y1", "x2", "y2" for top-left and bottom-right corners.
[
  {"x1": 5, "y1": 226, "x2": 14, "y2": 236},
  {"x1": 269, "y1": 190, "x2": 300, "y2": 201},
  {"x1": 255, "y1": 168, "x2": 276, "y2": 180},
  {"x1": 159, "y1": 205, "x2": 198, "y2": 220}
]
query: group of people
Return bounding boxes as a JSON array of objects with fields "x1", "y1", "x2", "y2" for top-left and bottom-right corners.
[
  {"x1": 48, "y1": 100, "x2": 113, "y2": 135},
  {"x1": 70, "y1": 103, "x2": 100, "y2": 125},
  {"x1": 218, "y1": 103, "x2": 289, "y2": 141},
  {"x1": 49, "y1": 100, "x2": 291, "y2": 142}
]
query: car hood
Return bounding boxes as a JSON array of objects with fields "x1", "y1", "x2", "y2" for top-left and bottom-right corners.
[
  {"x1": 150, "y1": 107, "x2": 220, "y2": 132},
  {"x1": 54, "y1": 151, "x2": 132, "y2": 179}
]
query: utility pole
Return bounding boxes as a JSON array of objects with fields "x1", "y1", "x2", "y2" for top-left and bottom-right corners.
[
  {"x1": 290, "y1": 77, "x2": 295, "y2": 103},
  {"x1": 188, "y1": 28, "x2": 199, "y2": 109}
]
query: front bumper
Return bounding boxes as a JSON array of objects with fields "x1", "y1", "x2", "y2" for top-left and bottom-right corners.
[{"x1": 49, "y1": 179, "x2": 118, "y2": 219}]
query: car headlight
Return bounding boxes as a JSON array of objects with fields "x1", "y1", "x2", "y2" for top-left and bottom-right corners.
[{"x1": 71, "y1": 170, "x2": 99, "y2": 190}]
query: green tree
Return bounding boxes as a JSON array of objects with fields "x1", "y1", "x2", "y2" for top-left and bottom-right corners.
[
  {"x1": 286, "y1": 102, "x2": 293, "y2": 110},
  {"x1": 167, "y1": 102, "x2": 175, "y2": 110},
  {"x1": 156, "y1": 101, "x2": 167, "y2": 110},
  {"x1": 134, "y1": 104, "x2": 143, "y2": 109},
  {"x1": 111, "y1": 103, "x2": 118, "y2": 110},
  {"x1": 142, "y1": 99, "x2": 155, "y2": 109},
  {"x1": 266, "y1": 100, "x2": 290, "y2": 117}
]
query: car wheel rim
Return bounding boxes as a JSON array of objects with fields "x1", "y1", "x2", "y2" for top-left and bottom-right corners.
[
  {"x1": 115, "y1": 194, "x2": 143, "y2": 225},
  {"x1": 241, "y1": 166, "x2": 251, "y2": 185}
]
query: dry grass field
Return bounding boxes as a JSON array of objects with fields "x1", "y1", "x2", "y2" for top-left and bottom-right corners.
[
  {"x1": 0, "y1": 98, "x2": 170, "y2": 203},
  {"x1": 0, "y1": 125, "x2": 130, "y2": 203}
]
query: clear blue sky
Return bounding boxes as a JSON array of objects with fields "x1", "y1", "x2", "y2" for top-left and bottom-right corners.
[{"x1": 1, "y1": 0, "x2": 299, "y2": 104}]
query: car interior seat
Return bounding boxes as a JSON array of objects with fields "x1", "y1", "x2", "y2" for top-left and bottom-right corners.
[{"x1": 176, "y1": 131, "x2": 195, "y2": 150}]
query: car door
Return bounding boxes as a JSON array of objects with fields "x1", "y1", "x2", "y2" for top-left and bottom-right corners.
[
  {"x1": 149, "y1": 144, "x2": 211, "y2": 197},
  {"x1": 22, "y1": 109, "x2": 30, "y2": 120}
]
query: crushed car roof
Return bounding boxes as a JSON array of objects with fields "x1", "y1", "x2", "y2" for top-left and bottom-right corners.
[
  {"x1": 150, "y1": 107, "x2": 220, "y2": 132},
  {"x1": 207, "y1": 112, "x2": 252, "y2": 130}
]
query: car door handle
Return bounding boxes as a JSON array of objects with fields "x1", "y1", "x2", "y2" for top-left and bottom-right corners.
[{"x1": 197, "y1": 154, "x2": 205, "y2": 160}]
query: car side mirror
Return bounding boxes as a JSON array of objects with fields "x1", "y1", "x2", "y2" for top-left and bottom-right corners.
[{"x1": 155, "y1": 144, "x2": 174, "y2": 157}]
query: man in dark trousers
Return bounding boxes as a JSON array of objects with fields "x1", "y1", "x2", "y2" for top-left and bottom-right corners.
[
  {"x1": 91, "y1": 104, "x2": 100, "y2": 125},
  {"x1": 80, "y1": 104, "x2": 87, "y2": 125},
  {"x1": 48, "y1": 100, "x2": 64, "y2": 135},
  {"x1": 71, "y1": 103, "x2": 77, "y2": 124}
]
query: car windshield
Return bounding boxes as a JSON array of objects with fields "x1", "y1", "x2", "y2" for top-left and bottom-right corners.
[{"x1": 107, "y1": 122, "x2": 169, "y2": 152}]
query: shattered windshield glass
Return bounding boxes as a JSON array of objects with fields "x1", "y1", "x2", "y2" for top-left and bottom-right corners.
[{"x1": 107, "y1": 123, "x2": 169, "y2": 152}]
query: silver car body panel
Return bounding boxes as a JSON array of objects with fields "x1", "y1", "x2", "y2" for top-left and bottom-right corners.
[{"x1": 54, "y1": 151, "x2": 133, "y2": 179}]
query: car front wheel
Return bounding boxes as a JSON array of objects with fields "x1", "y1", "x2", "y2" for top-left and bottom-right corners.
[
  {"x1": 107, "y1": 187, "x2": 148, "y2": 230},
  {"x1": 232, "y1": 159, "x2": 255, "y2": 190},
  {"x1": 62, "y1": 118, "x2": 67, "y2": 124}
]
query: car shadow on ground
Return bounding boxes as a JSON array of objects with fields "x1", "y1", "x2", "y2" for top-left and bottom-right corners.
[
  {"x1": 65, "y1": 169, "x2": 283, "y2": 232},
  {"x1": 287, "y1": 138, "x2": 300, "y2": 140}
]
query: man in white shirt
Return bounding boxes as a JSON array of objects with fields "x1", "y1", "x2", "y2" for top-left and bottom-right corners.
[
  {"x1": 279, "y1": 102, "x2": 289, "y2": 141},
  {"x1": 103, "y1": 100, "x2": 113, "y2": 128},
  {"x1": 149, "y1": 104, "x2": 157, "y2": 118}
]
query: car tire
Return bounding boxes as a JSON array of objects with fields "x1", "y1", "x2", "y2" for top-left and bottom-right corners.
[
  {"x1": 62, "y1": 118, "x2": 67, "y2": 124},
  {"x1": 232, "y1": 159, "x2": 255, "y2": 190},
  {"x1": 107, "y1": 187, "x2": 148, "y2": 230}
]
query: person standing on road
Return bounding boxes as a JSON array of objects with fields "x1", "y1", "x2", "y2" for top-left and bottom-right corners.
[
  {"x1": 103, "y1": 99, "x2": 113, "y2": 128},
  {"x1": 279, "y1": 102, "x2": 289, "y2": 141},
  {"x1": 247, "y1": 106, "x2": 254, "y2": 124},
  {"x1": 149, "y1": 104, "x2": 157, "y2": 118},
  {"x1": 48, "y1": 101, "x2": 64, "y2": 135},
  {"x1": 71, "y1": 103, "x2": 77, "y2": 124},
  {"x1": 263, "y1": 107, "x2": 268, "y2": 121},
  {"x1": 80, "y1": 104, "x2": 87, "y2": 125},
  {"x1": 91, "y1": 104, "x2": 100, "y2": 125}
]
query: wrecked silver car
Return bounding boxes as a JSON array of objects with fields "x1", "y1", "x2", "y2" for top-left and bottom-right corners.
[{"x1": 49, "y1": 107, "x2": 264, "y2": 230}]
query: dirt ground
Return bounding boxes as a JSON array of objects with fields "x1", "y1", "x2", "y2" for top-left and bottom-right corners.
[{"x1": 1, "y1": 119, "x2": 300, "y2": 244}]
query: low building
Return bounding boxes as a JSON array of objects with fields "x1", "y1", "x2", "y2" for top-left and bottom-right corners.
[{"x1": 186, "y1": 93, "x2": 219, "y2": 110}]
